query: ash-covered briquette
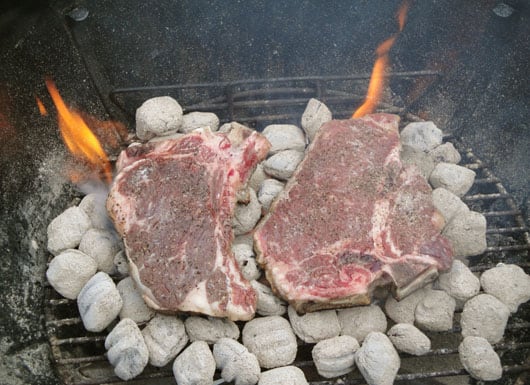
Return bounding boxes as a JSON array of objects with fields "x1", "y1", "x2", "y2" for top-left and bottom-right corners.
[
  {"x1": 258, "y1": 366, "x2": 309, "y2": 385},
  {"x1": 141, "y1": 314, "x2": 188, "y2": 367},
  {"x1": 77, "y1": 272, "x2": 122, "y2": 332},
  {"x1": 301, "y1": 97, "x2": 332, "y2": 141},
  {"x1": 480, "y1": 263, "x2": 530, "y2": 313},
  {"x1": 387, "y1": 323, "x2": 431, "y2": 356},
  {"x1": 262, "y1": 124, "x2": 306, "y2": 154},
  {"x1": 180, "y1": 111, "x2": 220, "y2": 134},
  {"x1": 459, "y1": 336, "x2": 503, "y2": 381},
  {"x1": 184, "y1": 316, "x2": 240, "y2": 344},
  {"x1": 262, "y1": 149, "x2": 305, "y2": 180},
  {"x1": 312, "y1": 335, "x2": 360, "y2": 378},
  {"x1": 105, "y1": 318, "x2": 149, "y2": 381},
  {"x1": 213, "y1": 338, "x2": 261, "y2": 385},
  {"x1": 337, "y1": 305, "x2": 387, "y2": 343},
  {"x1": 47, "y1": 206, "x2": 91, "y2": 255},
  {"x1": 287, "y1": 306, "x2": 341, "y2": 343},
  {"x1": 257, "y1": 178, "x2": 285, "y2": 211},
  {"x1": 78, "y1": 228, "x2": 122, "y2": 273},
  {"x1": 414, "y1": 289, "x2": 456, "y2": 332},
  {"x1": 355, "y1": 332, "x2": 400, "y2": 385},
  {"x1": 46, "y1": 97, "x2": 527, "y2": 385},
  {"x1": 242, "y1": 316, "x2": 297, "y2": 369},
  {"x1": 135, "y1": 96, "x2": 183, "y2": 140},
  {"x1": 461, "y1": 293, "x2": 511, "y2": 344},
  {"x1": 116, "y1": 276, "x2": 155, "y2": 323},
  {"x1": 46, "y1": 249, "x2": 97, "y2": 299},
  {"x1": 172, "y1": 341, "x2": 216, "y2": 385}
]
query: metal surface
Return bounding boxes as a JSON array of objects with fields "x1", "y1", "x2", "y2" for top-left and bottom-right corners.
[{"x1": 45, "y1": 79, "x2": 530, "y2": 385}]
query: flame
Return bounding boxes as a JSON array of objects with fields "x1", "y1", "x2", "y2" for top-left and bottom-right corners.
[
  {"x1": 353, "y1": 0, "x2": 410, "y2": 118},
  {"x1": 45, "y1": 79, "x2": 112, "y2": 184},
  {"x1": 35, "y1": 95, "x2": 48, "y2": 116}
]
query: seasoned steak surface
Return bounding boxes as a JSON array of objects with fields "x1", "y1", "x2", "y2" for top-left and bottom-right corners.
[
  {"x1": 254, "y1": 114, "x2": 453, "y2": 312},
  {"x1": 108, "y1": 127, "x2": 270, "y2": 320}
]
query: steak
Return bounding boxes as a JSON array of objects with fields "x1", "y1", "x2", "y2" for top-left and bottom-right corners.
[
  {"x1": 254, "y1": 114, "x2": 453, "y2": 313},
  {"x1": 107, "y1": 126, "x2": 270, "y2": 321}
]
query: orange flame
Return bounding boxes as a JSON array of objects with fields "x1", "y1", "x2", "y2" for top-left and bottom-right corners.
[
  {"x1": 45, "y1": 79, "x2": 112, "y2": 184},
  {"x1": 35, "y1": 95, "x2": 48, "y2": 116},
  {"x1": 353, "y1": 0, "x2": 410, "y2": 118}
]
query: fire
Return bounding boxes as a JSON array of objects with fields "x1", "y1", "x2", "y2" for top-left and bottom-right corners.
[
  {"x1": 352, "y1": 0, "x2": 410, "y2": 118},
  {"x1": 35, "y1": 95, "x2": 48, "y2": 116},
  {"x1": 45, "y1": 79, "x2": 112, "y2": 184}
]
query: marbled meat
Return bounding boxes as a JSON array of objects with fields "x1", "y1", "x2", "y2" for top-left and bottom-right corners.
[
  {"x1": 107, "y1": 126, "x2": 270, "y2": 321},
  {"x1": 254, "y1": 114, "x2": 453, "y2": 313}
]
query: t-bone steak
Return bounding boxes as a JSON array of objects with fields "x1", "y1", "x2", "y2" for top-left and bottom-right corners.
[
  {"x1": 254, "y1": 114, "x2": 454, "y2": 313},
  {"x1": 107, "y1": 125, "x2": 270, "y2": 321}
]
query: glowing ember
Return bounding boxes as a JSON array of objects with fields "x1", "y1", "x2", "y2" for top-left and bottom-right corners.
[
  {"x1": 45, "y1": 79, "x2": 112, "y2": 184},
  {"x1": 353, "y1": 0, "x2": 410, "y2": 118}
]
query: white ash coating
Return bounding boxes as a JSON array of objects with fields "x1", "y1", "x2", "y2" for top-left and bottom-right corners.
[
  {"x1": 414, "y1": 289, "x2": 456, "y2": 332},
  {"x1": 384, "y1": 287, "x2": 428, "y2": 324},
  {"x1": 337, "y1": 305, "x2": 387, "y2": 342},
  {"x1": 78, "y1": 228, "x2": 122, "y2": 273},
  {"x1": 400, "y1": 145, "x2": 436, "y2": 179},
  {"x1": 46, "y1": 249, "x2": 97, "y2": 299},
  {"x1": 233, "y1": 233, "x2": 254, "y2": 248},
  {"x1": 480, "y1": 263, "x2": 530, "y2": 313},
  {"x1": 116, "y1": 276, "x2": 155, "y2": 323},
  {"x1": 250, "y1": 280, "x2": 287, "y2": 316},
  {"x1": 135, "y1": 96, "x2": 183, "y2": 140},
  {"x1": 461, "y1": 293, "x2": 510, "y2": 344},
  {"x1": 435, "y1": 259, "x2": 480, "y2": 303},
  {"x1": 257, "y1": 178, "x2": 284, "y2": 211},
  {"x1": 248, "y1": 163, "x2": 268, "y2": 192},
  {"x1": 301, "y1": 98, "x2": 332, "y2": 141},
  {"x1": 78, "y1": 192, "x2": 111, "y2": 229},
  {"x1": 400, "y1": 121, "x2": 443, "y2": 152},
  {"x1": 242, "y1": 315, "x2": 297, "y2": 369},
  {"x1": 258, "y1": 366, "x2": 308, "y2": 385},
  {"x1": 312, "y1": 335, "x2": 359, "y2": 378},
  {"x1": 180, "y1": 111, "x2": 220, "y2": 133},
  {"x1": 263, "y1": 149, "x2": 304, "y2": 181},
  {"x1": 77, "y1": 272, "x2": 122, "y2": 332},
  {"x1": 387, "y1": 323, "x2": 431, "y2": 356},
  {"x1": 429, "y1": 142, "x2": 461, "y2": 164},
  {"x1": 184, "y1": 316, "x2": 240, "y2": 344},
  {"x1": 432, "y1": 187, "x2": 469, "y2": 225},
  {"x1": 113, "y1": 250, "x2": 129, "y2": 277},
  {"x1": 105, "y1": 318, "x2": 149, "y2": 381},
  {"x1": 443, "y1": 210, "x2": 487, "y2": 257},
  {"x1": 213, "y1": 338, "x2": 261, "y2": 385},
  {"x1": 429, "y1": 162, "x2": 476, "y2": 197},
  {"x1": 262, "y1": 124, "x2": 306, "y2": 154},
  {"x1": 148, "y1": 132, "x2": 185, "y2": 142},
  {"x1": 232, "y1": 243, "x2": 261, "y2": 281},
  {"x1": 233, "y1": 188, "x2": 262, "y2": 236},
  {"x1": 355, "y1": 332, "x2": 400, "y2": 385},
  {"x1": 142, "y1": 314, "x2": 188, "y2": 367},
  {"x1": 459, "y1": 336, "x2": 502, "y2": 381},
  {"x1": 173, "y1": 341, "x2": 216, "y2": 385},
  {"x1": 47, "y1": 206, "x2": 91, "y2": 255},
  {"x1": 287, "y1": 306, "x2": 340, "y2": 343}
]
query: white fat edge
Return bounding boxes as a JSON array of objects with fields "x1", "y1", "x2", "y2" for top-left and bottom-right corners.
[
  {"x1": 127, "y1": 249, "x2": 163, "y2": 311},
  {"x1": 384, "y1": 142, "x2": 402, "y2": 167},
  {"x1": 371, "y1": 199, "x2": 390, "y2": 259},
  {"x1": 178, "y1": 280, "x2": 213, "y2": 314}
]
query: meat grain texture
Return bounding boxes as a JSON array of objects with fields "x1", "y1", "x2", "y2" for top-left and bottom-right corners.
[
  {"x1": 107, "y1": 126, "x2": 270, "y2": 320},
  {"x1": 254, "y1": 114, "x2": 453, "y2": 312}
]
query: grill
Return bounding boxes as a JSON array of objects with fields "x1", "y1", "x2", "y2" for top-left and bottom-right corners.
[{"x1": 45, "y1": 76, "x2": 530, "y2": 385}]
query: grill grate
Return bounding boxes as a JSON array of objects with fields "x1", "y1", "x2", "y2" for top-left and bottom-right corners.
[{"x1": 46, "y1": 77, "x2": 530, "y2": 385}]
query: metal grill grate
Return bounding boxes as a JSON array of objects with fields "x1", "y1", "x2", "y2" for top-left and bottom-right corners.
[{"x1": 45, "y1": 76, "x2": 530, "y2": 385}]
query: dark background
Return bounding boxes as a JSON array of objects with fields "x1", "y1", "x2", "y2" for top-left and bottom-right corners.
[{"x1": 0, "y1": 1, "x2": 528, "y2": 383}]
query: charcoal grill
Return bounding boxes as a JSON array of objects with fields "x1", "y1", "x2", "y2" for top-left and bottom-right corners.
[
  {"x1": 44, "y1": 76, "x2": 530, "y2": 385},
  {"x1": 2, "y1": 1, "x2": 529, "y2": 384}
]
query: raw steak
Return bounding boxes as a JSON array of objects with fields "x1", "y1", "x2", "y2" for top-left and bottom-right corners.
[
  {"x1": 107, "y1": 126, "x2": 270, "y2": 321},
  {"x1": 254, "y1": 114, "x2": 453, "y2": 313}
]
